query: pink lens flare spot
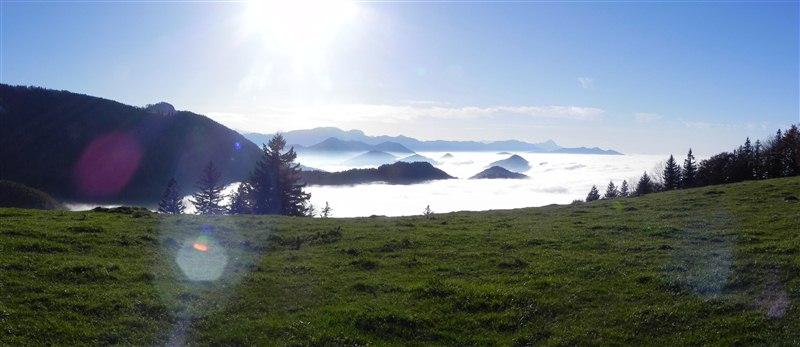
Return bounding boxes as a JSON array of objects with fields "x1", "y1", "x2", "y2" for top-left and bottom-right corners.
[
  {"x1": 193, "y1": 242, "x2": 209, "y2": 252},
  {"x1": 74, "y1": 132, "x2": 142, "y2": 197}
]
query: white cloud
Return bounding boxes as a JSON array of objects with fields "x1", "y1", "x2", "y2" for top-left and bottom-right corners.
[
  {"x1": 404, "y1": 100, "x2": 451, "y2": 106},
  {"x1": 578, "y1": 77, "x2": 593, "y2": 89},
  {"x1": 679, "y1": 118, "x2": 712, "y2": 130},
  {"x1": 207, "y1": 104, "x2": 604, "y2": 133},
  {"x1": 635, "y1": 112, "x2": 662, "y2": 122}
]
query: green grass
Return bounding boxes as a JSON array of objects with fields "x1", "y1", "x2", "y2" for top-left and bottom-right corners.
[{"x1": 1, "y1": 178, "x2": 799, "y2": 346}]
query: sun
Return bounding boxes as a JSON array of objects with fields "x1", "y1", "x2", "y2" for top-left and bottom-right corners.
[{"x1": 241, "y1": 0, "x2": 357, "y2": 61}]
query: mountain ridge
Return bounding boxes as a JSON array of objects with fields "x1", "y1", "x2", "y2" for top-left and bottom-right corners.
[
  {"x1": 0, "y1": 84, "x2": 262, "y2": 204},
  {"x1": 243, "y1": 127, "x2": 622, "y2": 154},
  {"x1": 307, "y1": 137, "x2": 414, "y2": 154}
]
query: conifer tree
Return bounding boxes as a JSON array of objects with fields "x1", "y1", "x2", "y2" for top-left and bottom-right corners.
[
  {"x1": 321, "y1": 201, "x2": 332, "y2": 218},
  {"x1": 635, "y1": 172, "x2": 654, "y2": 196},
  {"x1": 191, "y1": 161, "x2": 225, "y2": 215},
  {"x1": 604, "y1": 181, "x2": 618, "y2": 199},
  {"x1": 157, "y1": 177, "x2": 185, "y2": 214},
  {"x1": 663, "y1": 155, "x2": 681, "y2": 190},
  {"x1": 248, "y1": 133, "x2": 310, "y2": 216},
  {"x1": 619, "y1": 180, "x2": 630, "y2": 197},
  {"x1": 765, "y1": 129, "x2": 784, "y2": 178},
  {"x1": 681, "y1": 149, "x2": 697, "y2": 188},
  {"x1": 306, "y1": 203, "x2": 316, "y2": 217},
  {"x1": 780, "y1": 125, "x2": 800, "y2": 177},
  {"x1": 586, "y1": 185, "x2": 600, "y2": 202},
  {"x1": 228, "y1": 182, "x2": 252, "y2": 215},
  {"x1": 753, "y1": 140, "x2": 764, "y2": 179},
  {"x1": 423, "y1": 205, "x2": 434, "y2": 217}
]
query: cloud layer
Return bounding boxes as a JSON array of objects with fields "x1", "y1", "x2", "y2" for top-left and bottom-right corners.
[{"x1": 208, "y1": 104, "x2": 604, "y2": 133}]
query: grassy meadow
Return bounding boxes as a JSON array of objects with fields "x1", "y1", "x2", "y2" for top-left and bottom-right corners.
[{"x1": 1, "y1": 177, "x2": 799, "y2": 346}]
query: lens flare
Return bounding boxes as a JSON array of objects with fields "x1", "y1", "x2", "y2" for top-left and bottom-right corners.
[
  {"x1": 193, "y1": 242, "x2": 209, "y2": 252},
  {"x1": 176, "y1": 233, "x2": 228, "y2": 282},
  {"x1": 193, "y1": 234, "x2": 210, "y2": 251},
  {"x1": 73, "y1": 132, "x2": 142, "y2": 198}
]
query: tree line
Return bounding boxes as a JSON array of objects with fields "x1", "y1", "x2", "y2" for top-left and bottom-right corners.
[
  {"x1": 157, "y1": 133, "x2": 330, "y2": 217},
  {"x1": 585, "y1": 124, "x2": 800, "y2": 202}
]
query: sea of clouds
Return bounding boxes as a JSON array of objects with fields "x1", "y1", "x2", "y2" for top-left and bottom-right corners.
[{"x1": 300, "y1": 152, "x2": 668, "y2": 217}]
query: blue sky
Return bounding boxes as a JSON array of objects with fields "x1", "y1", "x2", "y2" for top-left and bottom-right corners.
[{"x1": 2, "y1": 1, "x2": 798, "y2": 155}]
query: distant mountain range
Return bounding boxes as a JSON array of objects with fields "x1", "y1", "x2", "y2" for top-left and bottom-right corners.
[
  {"x1": 243, "y1": 127, "x2": 622, "y2": 154},
  {"x1": 306, "y1": 137, "x2": 414, "y2": 154},
  {"x1": 343, "y1": 150, "x2": 398, "y2": 167},
  {"x1": 0, "y1": 85, "x2": 261, "y2": 204}
]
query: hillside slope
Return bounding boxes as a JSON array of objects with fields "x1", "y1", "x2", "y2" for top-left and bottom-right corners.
[
  {"x1": 0, "y1": 177, "x2": 798, "y2": 345},
  {"x1": 0, "y1": 85, "x2": 262, "y2": 204},
  {"x1": 300, "y1": 161, "x2": 454, "y2": 185}
]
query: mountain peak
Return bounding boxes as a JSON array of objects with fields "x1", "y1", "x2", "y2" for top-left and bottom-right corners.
[{"x1": 144, "y1": 102, "x2": 176, "y2": 116}]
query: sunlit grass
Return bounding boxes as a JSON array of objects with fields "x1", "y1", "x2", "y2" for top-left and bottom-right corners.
[{"x1": 1, "y1": 177, "x2": 798, "y2": 345}]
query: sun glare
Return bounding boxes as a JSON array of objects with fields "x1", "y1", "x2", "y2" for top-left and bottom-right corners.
[{"x1": 242, "y1": 0, "x2": 357, "y2": 60}]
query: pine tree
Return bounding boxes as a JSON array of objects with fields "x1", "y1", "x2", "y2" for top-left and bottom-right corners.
[
  {"x1": 619, "y1": 180, "x2": 630, "y2": 197},
  {"x1": 635, "y1": 172, "x2": 654, "y2": 196},
  {"x1": 765, "y1": 129, "x2": 784, "y2": 178},
  {"x1": 228, "y1": 182, "x2": 252, "y2": 215},
  {"x1": 604, "y1": 181, "x2": 618, "y2": 199},
  {"x1": 423, "y1": 205, "x2": 434, "y2": 217},
  {"x1": 742, "y1": 138, "x2": 757, "y2": 179},
  {"x1": 249, "y1": 144, "x2": 279, "y2": 215},
  {"x1": 321, "y1": 201, "x2": 332, "y2": 218},
  {"x1": 681, "y1": 149, "x2": 697, "y2": 188},
  {"x1": 780, "y1": 125, "x2": 800, "y2": 177},
  {"x1": 586, "y1": 185, "x2": 600, "y2": 202},
  {"x1": 249, "y1": 133, "x2": 311, "y2": 216},
  {"x1": 663, "y1": 155, "x2": 681, "y2": 190},
  {"x1": 697, "y1": 152, "x2": 734, "y2": 186},
  {"x1": 191, "y1": 161, "x2": 225, "y2": 215},
  {"x1": 157, "y1": 177, "x2": 185, "y2": 214}
]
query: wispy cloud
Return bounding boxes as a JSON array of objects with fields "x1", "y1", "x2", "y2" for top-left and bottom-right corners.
[
  {"x1": 403, "y1": 100, "x2": 451, "y2": 106},
  {"x1": 209, "y1": 104, "x2": 605, "y2": 132},
  {"x1": 635, "y1": 112, "x2": 662, "y2": 123},
  {"x1": 578, "y1": 77, "x2": 593, "y2": 89},
  {"x1": 679, "y1": 118, "x2": 712, "y2": 130}
]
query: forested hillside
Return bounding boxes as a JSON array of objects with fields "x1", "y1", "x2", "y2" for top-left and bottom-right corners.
[{"x1": 0, "y1": 85, "x2": 261, "y2": 204}]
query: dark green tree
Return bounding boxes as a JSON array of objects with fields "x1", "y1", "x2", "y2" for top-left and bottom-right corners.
[
  {"x1": 604, "y1": 181, "x2": 618, "y2": 199},
  {"x1": 765, "y1": 129, "x2": 784, "y2": 178},
  {"x1": 681, "y1": 149, "x2": 697, "y2": 188},
  {"x1": 158, "y1": 177, "x2": 185, "y2": 214},
  {"x1": 663, "y1": 155, "x2": 681, "y2": 190},
  {"x1": 619, "y1": 180, "x2": 630, "y2": 197},
  {"x1": 586, "y1": 185, "x2": 600, "y2": 202},
  {"x1": 191, "y1": 161, "x2": 225, "y2": 215},
  {"x1": 780, "y1": 125, "x2": 800, "y2": 177},
  {"x1": 753, "y1": 140, "x2": 764, "y2": 179},
  {"x1": 635, "y1": 172, "x2": 654, "y2": 196},
  {"x1": 228, "y1": 182, "x2": 252, "y2": 215},
  {"x1": 249, "y1": 133, "x2": 310, "y2": 216},
  {"x1": 697, "y1": 152, "x2": 733, "y2": 186}
]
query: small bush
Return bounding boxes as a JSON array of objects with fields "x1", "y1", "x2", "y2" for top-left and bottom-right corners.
[{"x1": 0, "y1": 180, "x2": 61, "y2": 210}]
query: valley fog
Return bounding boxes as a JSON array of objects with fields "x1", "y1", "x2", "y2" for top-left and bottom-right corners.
[{"x1": 299, "y1": 152, "x2": 666, "y2": 217}]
